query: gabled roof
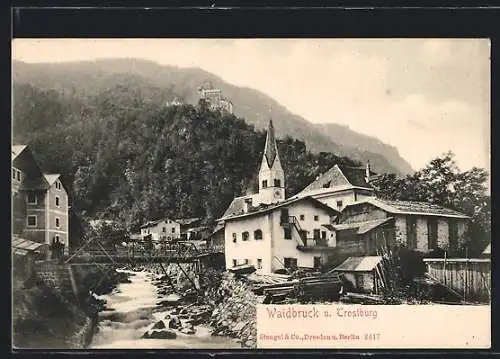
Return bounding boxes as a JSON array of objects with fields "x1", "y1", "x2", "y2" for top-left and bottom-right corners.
[
  {"x1": 220, "y1": 195, "x2": 339, "y2": 222},
  {"x1": 12, "y1": 236, "x2": 46, "y2": 252},
  {"x1": 12, "y1": 145, "x2": 28, "y2": 160},
  {"x1": 333, "y1": 217, "x2": 394, "y2": 234},
  {"x1": 222, "y1": 195, "x2": 253, "y2": 218},
  {"x1": 344, "y1": 198, "x2": 470, "y2": 219},
  {"x1": 333, "y1": 256, "x2": 383, "y2": 272},
  {"x1": 176, "y1": 218, "x2": 202, "y2": 226},
  {"x1": 139, "y1": 219, "x2": 165, "y2": 229},
  {"x1": 43, "y1": 174, "x2": 61, "y2": 186},
  {"x1": 299, "y1": 164, "x2": 374, "y2": 194}
]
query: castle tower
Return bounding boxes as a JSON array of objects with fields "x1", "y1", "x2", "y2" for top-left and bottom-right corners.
[{"x1": 258, "y1": 119, "x2": 285, "y2": 204}]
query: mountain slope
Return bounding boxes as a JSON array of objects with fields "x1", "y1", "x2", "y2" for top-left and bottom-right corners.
[
  {"x1": 314, "y1": 123, "x2": 414, "y2": 175},
  {"x1": 12, "y1": 58, "x2": 412, "y2": 175}
]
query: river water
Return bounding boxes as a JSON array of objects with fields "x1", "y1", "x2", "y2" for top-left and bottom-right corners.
[{"x1": 89, "y1": 269, "x2": 241, "y2": 349}]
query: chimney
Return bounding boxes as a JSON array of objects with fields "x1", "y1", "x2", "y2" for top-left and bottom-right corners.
[
  {"x1": 365, "y1": 161, "x2": 371, "y2": 183},
  {"x1": 243, "y1": 198, "x2": 253, "y2": 213}
]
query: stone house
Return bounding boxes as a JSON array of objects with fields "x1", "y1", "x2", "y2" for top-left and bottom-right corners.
[{"x1": 338, "y1": 198, "x2": 470, "y2": 254}]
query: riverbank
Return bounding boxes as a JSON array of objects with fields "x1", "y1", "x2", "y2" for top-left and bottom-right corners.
[
  {"x1": 12, "y1": 266, "x2": 130, "y2": 349},
  {"x1": 90, "y1": 268, "x2": 241, "y2": 349}
]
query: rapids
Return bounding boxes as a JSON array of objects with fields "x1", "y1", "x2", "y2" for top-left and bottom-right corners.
[{"x1": 89, "y1": 269, "x2": 241, "y2": 349}]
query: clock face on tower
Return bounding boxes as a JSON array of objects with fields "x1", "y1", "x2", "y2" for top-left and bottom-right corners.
[{"x1": 274, "y1": 189, "x2": 281, "y2": 198}]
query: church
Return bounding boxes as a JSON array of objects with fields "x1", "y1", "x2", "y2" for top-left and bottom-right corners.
[{"x1": 219, "y1": 120, "x2": 344, "y2": 273}]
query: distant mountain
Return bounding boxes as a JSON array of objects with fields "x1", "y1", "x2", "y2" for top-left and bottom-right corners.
[
  {"x1": 314, "y1": 123, "x2": 414, "y2": 175},
  {"x1": 12, "y1": 58, "x2": 413, "y2": 175}
]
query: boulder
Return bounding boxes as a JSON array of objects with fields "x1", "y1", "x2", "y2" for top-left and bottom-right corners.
[
  {"x1": 163, "y1": 294, "x2": 182, "y2": 306},
  {"x1": 168, "y1": 315, "x2": 181, "y2": 329},
  {"x1": 180, "y1": 326, "x2": 196, "y2": 335},
  {"x1": 151, "y1": 320, "x2": 166, "y2": 330},
  {"x1": 147, "y1": 330, "x2": 177, "y2": 339}
]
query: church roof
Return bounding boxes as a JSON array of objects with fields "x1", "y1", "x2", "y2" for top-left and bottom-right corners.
[
  {"x1": 263, "y1": 119, "x2": 278, "y2": 168},
  {"x1": 300, "y1": 164, "x2": 374, "y2": 194}
]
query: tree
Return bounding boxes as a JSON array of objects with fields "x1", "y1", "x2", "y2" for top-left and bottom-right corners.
[{"x1": 87, "y1": 221, "x2": 130, "y2": 252}]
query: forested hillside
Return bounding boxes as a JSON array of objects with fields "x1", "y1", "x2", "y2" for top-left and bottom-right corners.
[
  {"x1": 13, "y1": 59, "x2": 413, "y2": 175},
  {"x1": 12, "y1": 83, "x2": 360, "y2": 231}
]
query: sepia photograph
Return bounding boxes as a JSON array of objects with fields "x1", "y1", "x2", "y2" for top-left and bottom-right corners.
[{"x1": 11, "y1": 38, "x2": 491, "y2": 349}]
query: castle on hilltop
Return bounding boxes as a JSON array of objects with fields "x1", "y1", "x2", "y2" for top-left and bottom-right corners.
[{"x1": 197, "y1": 81, "x2": 234, "y2": 115}]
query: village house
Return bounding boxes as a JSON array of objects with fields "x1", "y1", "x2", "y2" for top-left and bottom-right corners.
[
  {"x1": 222, "y1": 195, "x2": 340, "y2": 273},
  {"x1": 336, "y1": 198, "x2": 470, "y2": 255},
  {"x1": 139, "y1": 217, "x2": 203, "y2": 241},
  {"x1": 295, "y1": 162, "x2": 377, "y2": 211},
  {"x1": 12, "y1": 145, "x2": 70, "y2": 259}
]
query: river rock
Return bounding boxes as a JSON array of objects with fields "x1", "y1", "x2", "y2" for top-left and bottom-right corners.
[
  {"x1": 168, "y1": 315, "x2": 181, "y2": 329},
  {"x1": 164, "y1": 294, "x2": 182, "y2": 305},
  {"x1": 180, "y1": 325, "x2": 196, "y2": 335},
  {"x1": 143, "y1": 330, "x2": 177, "y2": 339},
  {"x1": 151, "y1": 320, "x2": 166, "y2": 330}
]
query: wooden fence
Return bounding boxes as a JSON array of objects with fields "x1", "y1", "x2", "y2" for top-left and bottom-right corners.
[{"x1": 423, "y1": 258, "x2": 491, "y2": 303}]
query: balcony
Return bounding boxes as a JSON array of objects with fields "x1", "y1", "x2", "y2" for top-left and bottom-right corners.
[{"x1": 298, "y1": 238, "x2": 336, "y2": 252}]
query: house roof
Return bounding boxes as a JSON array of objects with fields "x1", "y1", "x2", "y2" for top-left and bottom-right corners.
[
  {"x1": 222, "y1": 195, "x2": 253, "y2": 218},
  {"x1": 333, "y1": 217, "x2": 394, "y2": 234},
  {"x1": 212, "y1": 222, "x2": 225, "y2": 235},
  {"x1": 483, "y1": 243, "x2": 491, "y2": 255},
  {"x1": 43, "y1": 173, "x2": 61, "y2": 186},
  {"x1": 220, "y1": 195, "x2": 339, "y2": 222},
  {"x1": 299, "y1": 164, "x2": 375, "y2": 195},
  {"x1": 12, "y1": 236, "x2": 46, "y2": 252},
  {"x1": 12, "y1": 145, "x2": 28, "y2": 161},
  {"x1": 19, "y1": 176, "x2": 50, "y2": 191},
  {"x1": 176, "y1": 217, "x2": 202, "y2": 226},
  {"x1": 139, "y1": 219, "x2": 165, "y2": 229},
  {"x1": 333, "y1": 256, "x2": 383, "y2": 272},
  {"x1": 345, "y1": 198, "x2": 470, "y2": 219}
]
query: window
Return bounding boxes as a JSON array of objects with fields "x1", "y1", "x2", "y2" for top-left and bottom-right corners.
[
  {"x1": 27, "y1": 215, "x2": 37, "y2": 227},
  {"x1": 12, "y1": 169, "x2": 16, "y2": 180},
  {"x1": 284, "y1": 227, "x2": 292, "y2": 240},
  {"x1": 280, "y1": 208, "x2": 289, "y2": 224},
  {"x1": 55, "y1": 217, "x2": 60, "y2": 228},
  {"x1": 27, "y1": 192, "x2": 37, "y2": 205},
  {"x1": 406, "y1": 217, "x2": 418, "y2": 249},
  {"x1": 314, "y1": 256, "x2": 322, "y2": 269},
  {"x1": 427, "y1": 218, "x2": 438, "y2": 250},
  {"x1": 262, "y1": 180, "x2": 268, "y2": 188},
  {"x1": 449, "y1": 220, "x2": 458, "y2": 251},
  {"x1": 55, "y1": 235, "x2": 60, "y2": 242},
  {"x1": 232, "y1": 259, "x2": 237, "y2": 267},
  {"x1": 313, "y1": 229, "x2": 320, "y2": 240},
  {"x1": 257, "y1": 258, "x2": 262, "y2": 269},
  {"x1": 299, "y1": 214, "x2": 305, "y2": 221},
  {"x1": 314, "y1": 215, "x2": 319, "y2": 221},
  {"x1": 232, "y1": 233, "x2": 237, "y2": 243},
  {"x1": 254, "y1": 229, "x2": 263, "y2": 240},
  {"x1": 356, "y1": 273, "x2": 365, "y2": 288},
  {"x1": 172, "y1": 227, "x2": 176, "y2": 233},
  {"x1": 337, "y1": 200, "x2": 343, "y2": 209},
  {"x1": 283, "y1": 257, "x2": 298, "y2": 269},
  {"x1": 274, "y1": 179, "x2": 281, "y2": 187},
  {"x1": 55, "y1": 181, "x2": 62, "y2": 190},
  {"x1": 16, "y1": 171, "x2": 21, "y2": 181},
  {"x1": 244, "y1": 259, "x2": 249, "y2": 264},
  {"x1": 55, "y1": 196, "x2": 60, "y2": 207},
  {"x1": 321, "y1": 231, "x2": 327, "y2": 240},
  {"x1": 163, "y1": 227, "x2": 166, "y2": 233},
  {"x1": 242, "y1": 231, "x2": 250, "y2": 241}
]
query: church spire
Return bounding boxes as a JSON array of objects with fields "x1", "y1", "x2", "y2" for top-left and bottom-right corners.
[{"x1": 264, "y1": 119, "x2": 278, "y2": 168}]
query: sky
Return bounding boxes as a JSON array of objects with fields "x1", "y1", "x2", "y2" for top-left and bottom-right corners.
[{"x1": 12, "y1": 39, "x2": 490, "y2": 173}]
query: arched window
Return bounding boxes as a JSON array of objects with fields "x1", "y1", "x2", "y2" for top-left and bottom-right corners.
[
  {"x1": 242, "y1": 231, "x2": 249, "y2": 241},
  {"x1": 232, "y1": 233, "x2": 237, "y2": 243},
  {"x1": 254, "y1": 229, "x2": 263, "y2": 240}
]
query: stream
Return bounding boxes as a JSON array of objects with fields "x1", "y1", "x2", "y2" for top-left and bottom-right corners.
[{"x1": 89, "y1": 269, "x2": 241, "y2": 349}]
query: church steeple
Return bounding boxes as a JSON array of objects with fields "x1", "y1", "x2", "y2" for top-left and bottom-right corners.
[
  {"x1": 264, "y1": 119, "x2": 278, "y2": 168},
  {"x1": 258, "y1": 119, "x2": 285, "y2": 204}
]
